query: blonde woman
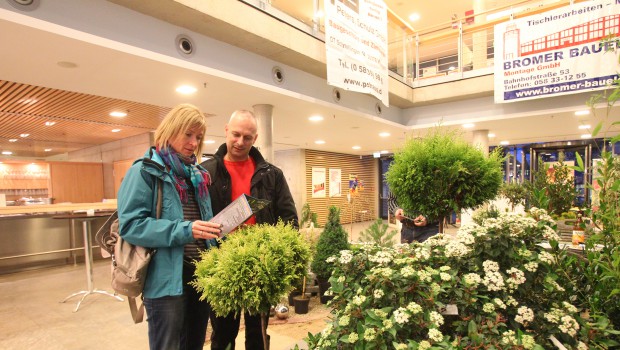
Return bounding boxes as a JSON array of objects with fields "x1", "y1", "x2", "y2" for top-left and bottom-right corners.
[{"x1": 118, "y1": 103, "x2": 222, "y2": 350}]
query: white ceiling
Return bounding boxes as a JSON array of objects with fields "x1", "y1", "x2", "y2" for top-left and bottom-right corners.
[{"x1": 0, "y1": 0, "x2": 617, "y2": 160}]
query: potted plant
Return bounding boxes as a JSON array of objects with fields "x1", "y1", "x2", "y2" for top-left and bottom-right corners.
[
  {"x1": 192, "y1": 221, "x2": 311, "y2": 350},
  {"x1": 292, "y1": 276, "x2": 310, "y2": 314},
  {"x1": 311, "y1": 206, "x2": 350, "y2": 304},
  {"x1": 499, "y1": 181, "x2": 528, "y2": 212},
  {"x1": 385, "y1": 127, "x2": 504, "y2": 232},
  {"x1": 357, "y1": 218, "x2": 398, "y2": 247},
  {"x1": 306, "y1": 208, "x2": 616, "y2": 348}
]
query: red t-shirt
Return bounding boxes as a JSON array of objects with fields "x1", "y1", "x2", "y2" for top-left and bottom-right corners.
[{"x1": 224, "y1": 157, "x2": 256, "y2": 225}]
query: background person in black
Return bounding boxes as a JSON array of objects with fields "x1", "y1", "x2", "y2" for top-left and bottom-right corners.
[{"x1": 387, "y1": 191, "x2": 439, "y2": 243}]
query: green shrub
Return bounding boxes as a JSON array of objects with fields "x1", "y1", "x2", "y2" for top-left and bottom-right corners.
[
  {"x1": 192, "y1": 221, "x2": 310, "y2": 317},
  {"x1": 358, "y1": 218, "x2": 397, "y2": 247},
  {"x1": 311, "y1": 206, "x2": 350, "y2": 281}
]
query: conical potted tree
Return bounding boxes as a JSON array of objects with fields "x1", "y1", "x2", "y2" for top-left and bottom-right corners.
[
  {"x1": 192, "y1": 221, "x2": 310, "y2": 350},
  {"x1": 310, "y1": 206, "x2": 350, "y2": 304}
]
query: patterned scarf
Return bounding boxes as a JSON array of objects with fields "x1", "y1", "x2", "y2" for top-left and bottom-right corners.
[{"x1": 157, "y1": 146, "x2": 211, "y2": 203}]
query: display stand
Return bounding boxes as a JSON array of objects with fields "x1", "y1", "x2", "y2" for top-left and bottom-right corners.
[{"x1": 54, "y1": 213, "x2": 123, "y2": 312}]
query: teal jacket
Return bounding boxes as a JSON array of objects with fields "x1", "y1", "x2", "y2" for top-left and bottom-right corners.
[{"x1": 117, "y1": 147, "x2": 217, "y2": 298}]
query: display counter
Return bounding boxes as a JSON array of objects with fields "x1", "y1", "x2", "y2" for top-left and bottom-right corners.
[{"x1": 0, "y1": 202, "x2": 117, "y2": 274}]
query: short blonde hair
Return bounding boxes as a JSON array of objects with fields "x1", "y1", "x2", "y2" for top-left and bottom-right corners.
[{"x1": 154, "y1": 103, "x2": 207, "y2": 156}]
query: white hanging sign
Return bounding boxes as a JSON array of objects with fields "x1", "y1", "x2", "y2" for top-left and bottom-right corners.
[{"x1": 325, "y1": 0, "x2": 389, "y2": 107}]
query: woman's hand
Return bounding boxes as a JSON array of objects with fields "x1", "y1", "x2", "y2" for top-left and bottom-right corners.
[{"x1": 192, "y1": 220, "x2": 223, "y2": 239}]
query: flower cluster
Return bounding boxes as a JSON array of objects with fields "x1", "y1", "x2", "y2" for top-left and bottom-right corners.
[{"x1": 305, "y1": 209, "x2": 595, "y2": 349}]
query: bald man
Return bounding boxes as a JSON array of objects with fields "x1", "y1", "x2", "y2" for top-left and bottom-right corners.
[{"x1": 200, "y1": 109, "x2": 298, "y2": 350}]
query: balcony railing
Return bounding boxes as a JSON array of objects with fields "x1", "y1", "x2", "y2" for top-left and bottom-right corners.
[{"x1": 241, "y1": 0, "x2": 585, "y2": 88}]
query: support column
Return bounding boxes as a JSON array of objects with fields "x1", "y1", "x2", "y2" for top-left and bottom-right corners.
[
  {"x1": 472, "y1": 129, "x2": 489, "y2": 156},
  {"x1": 252, "y1": 104, "x2": 274, "y2": 162},
  {"x1": 471, "y1": 0, "x2": 488, "y2": 70}
]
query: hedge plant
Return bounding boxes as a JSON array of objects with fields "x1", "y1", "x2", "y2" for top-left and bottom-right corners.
[{"x1": 385, "y1": 128, "x2": 504, "y2": 232}]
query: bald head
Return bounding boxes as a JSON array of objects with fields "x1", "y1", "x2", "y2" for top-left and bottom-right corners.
[{"x1": 224, "y1": 109, "x2": 259, "y2": 161}]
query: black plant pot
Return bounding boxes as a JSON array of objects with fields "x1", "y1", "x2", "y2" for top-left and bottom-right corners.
[
  {"x1": 318, "y1": 279, "x2": 333, "y2": 304},
  {"x1": 288, "y1": 290, "x2": 302, "y2": 306},
  {"x1": 293, "y1": 296, "x2": 310, "y2": 314}
]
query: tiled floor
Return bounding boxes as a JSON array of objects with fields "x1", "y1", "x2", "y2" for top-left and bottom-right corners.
[{"x1": 0, "y1": 220, "x2": 456, "y2": 349}]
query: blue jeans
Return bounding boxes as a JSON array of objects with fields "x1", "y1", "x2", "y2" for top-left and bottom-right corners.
[{"x1": 143, "y1": 265, "x2": 210, "y2": 350}]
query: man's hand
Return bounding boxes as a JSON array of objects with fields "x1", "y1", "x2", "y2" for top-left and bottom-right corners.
[{"x1": 413, "y1": 215, "x2": 428, "y2": 227}]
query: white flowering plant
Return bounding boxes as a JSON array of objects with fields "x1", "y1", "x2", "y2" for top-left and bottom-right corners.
[{"x1": 305, "y1": 208, "x2": 615, "y2": 349}]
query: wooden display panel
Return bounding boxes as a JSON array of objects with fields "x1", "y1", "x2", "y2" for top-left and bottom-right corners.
[
  {"x1": 305, "y1": 150, "x2": 377, "y2": 226},
  {"x1": 113, "y1": 159, "x2": 134, "y2": 198},
  {"x1": 49, "y1": 162, "x2": 104, "y2": 203}
]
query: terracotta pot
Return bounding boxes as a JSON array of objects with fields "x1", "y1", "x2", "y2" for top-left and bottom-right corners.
[{"x1": 293, "y1": 295, "x2": 310, "y2": 314}]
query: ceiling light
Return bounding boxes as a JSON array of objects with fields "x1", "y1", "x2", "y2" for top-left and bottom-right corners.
[
  {"x1": 380, "y1": 150, "x2": 388, "y2": 154},
  {"x1": 578, "y1": 124, "x2": 591, "y2": 129},
  {"x1": 463, "y1": 123, "x2": 475, "y2": 128},
  {"x1": 20, "y1": 133, "x2": 29, "y2": 138},
  {"x1": 110, "y1": 111, "x2": 127, "y2": 117},
  {"x1": 176, "y1": 85, "x2": 197, "y2": 94},
  {"x1": 488, "y1": 133, "x2": 496, "y2": 138},
  {"x1": 408, "y1": 13, "x2": 420, "y2": 22},
  {"x1": 2, "y1": 151, "x2": 12, "y2": 155},
  {"x1": 57, "y1": 61, "x2": 78, "y2": 69},
  {"x1": 379, "y1": 132, "x2": 390, "y2": 137},
  {"x1": 352, "y1": 146, "x2": 361, "y2": 150},
  {"x1": 315, "y1": 140, "x2": 325, "y2": 145},
  {"x1": 111, "y1": 129, "x2": 121, "y2": 133},
  {"x1": 567, "y1": 141, "x2": 572, "y2": 145},
  {"x1": 580, "y1": 134, "x2": 591, "y2": 139},
  {"x1": 203, "y1": 140, "x2": 216, "y2": 144},
  {"x1": 44, "y1": 148, "x2": 52, "y2": 152},
  {"x1": 45, "y1": 121, "x2": 56, "y2": 126},
  {"x1": 574, "y1": 110, "x2": 590, "y2": 116},
  {"x1": 9, "y1": 139, "x2": 17, "y2": 142},
  {"x1": 19, "y1": 98, "x2": 37, "y2": 105},
  {"x1": 500, "y1": 140, "x2": 510, "y2": 145},
  {"x1": 309, "y1": 115, "x2": 324, "y2": 122}
]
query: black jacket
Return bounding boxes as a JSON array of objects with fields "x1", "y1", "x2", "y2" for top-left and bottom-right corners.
[{"x1": 200, "y1": 144, "x2": 299, "y2": 228}]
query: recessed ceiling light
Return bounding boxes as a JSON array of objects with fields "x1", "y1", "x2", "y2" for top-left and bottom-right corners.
[
  {"x1": 578, "y1": 124, "x2": 591, "y2": 129},
  {"x1": 8, "y1": 139, "x2": 17, "y2": 142},
  {"x1": 176, "y1": 85, "x2": 197, "y2": 94},
  {"x1": 110, "y1": 111, "x2": 127, "y2": 117},
  {"x1": 309, "y1": 115, "x2": 324, "y2": 122},
  {"x1": 19, "y1": 98, "x2": 37, "y2": 105},
  {"x1": 20, "y1": 133, "x2": 29, "y2": 138},
  {"x1": 111, "y1": 129, "x2": 121, "y2": 133},
  {"x1": 580, "y1": 134, "x2": 591, "y2": 139},
  {"x1": 499, "y1": 140, "x2": 510, "y2": 145},
  {"x1": 57, "y1": 61, "x2": 78, "y2": 68},
  {"x1": 463, "y1": 123, "x2": 475, "y2": 128},
  {"x1": 488, "y1": 133, "x2": 496, "y2": 138},
  {"x1": 315, "y1": 140, "x2": 325, "y2": 144},
  {"x1": 2, "y1": 151, "x2": 12, "y2": 155},
  {"x1": 408, "y1": 13, "x2": 420, "y2": 22},
  {"x1": 380, "y1": 150, "x2": 388, "y2": 154},
  {"x1": 352, "y1": 146, "x2": 361, "y2": 150},
  {"x1": 45, "y1": 121, "x2": 56, "y2": 126},
  {"x1": 574, "y1": 110, "x2": 590, "y2": 116},
  {"x1": 379, "y1": 132, "x2": 390, "y2": 137},
  {"x1": 203, "y1": 140, "x2": 216, "y2": 144},
  {"x1": 44, "y1": 148, "x2": 52, "y2": 152}
]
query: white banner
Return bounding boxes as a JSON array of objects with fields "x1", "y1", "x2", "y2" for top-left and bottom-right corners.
[
  {"x1": 325, "y1": 0, "x2": 389, "y2": 107},
  {"x1": 312, "y1": 167, "x2": 326, "y2": 198},
  {"x1": 494, "y1": 0, "x2": 620, "y2": 103},
  {"x1": 329, "y1": 168, "x2": 342, "y2": 197}
]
